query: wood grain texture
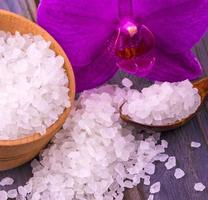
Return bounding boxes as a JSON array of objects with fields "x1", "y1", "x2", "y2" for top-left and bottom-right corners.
[
  {"x1": 0, "y1": 10, "x2": 75, "y2": 170},
  {"x1": 0, "y1": 2, "x2": 208, "y2": 200},
  {"x1": 0, "y1": 0, "x2": 37, "y2": 20}
]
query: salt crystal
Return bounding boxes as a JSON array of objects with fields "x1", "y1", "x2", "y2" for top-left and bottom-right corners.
[
  {"x1": 121, "y1": 78, "x2": 133, "y2": 88},
  {"x1": 115, "y1": 193, "x2": 124, "y2": 200},
  {"x1": 0, "y1": 191, "x2": 8, "y2": 200},
  {"x1": 114, "y1": 163, "x2": 126, "y2": 178},
  {"x1": 174, "y1": 168, "x2": 185, "y2": 179},
  {"x1": 0, "y1": 31, "x2": 70, "y2": 139},
  {"x1": 194, "y1": 183, "x2": 206, "y2": 191},
  {"x1": 132, "y1": 175, "x2": 141, "y2": 185},
  {"x1": 24, "y1": 182, "x2": 32, "y2": 194},
  {"x1": 31, "y1": 192, "x2": 41, "y2": 200},
  {"x1": 144, "y1": 176, "x2": 151, "y2": 185},
  {"x1": 191, "y1": 142, "x2": 201, "y2": 148},
  {"x1": 7, "y1": 189, "x2": 18, "y2": 198},
  {"x1": 139, "y1": 141, "x2": 150, "y2": 150},
  {"x1": 0, "y1": 177, "x2": 14, "y2": 186},
  {"x1": 154, "y1": 154, "x2": 169, "y2": 162},
  {"x1": 150, "y1": 182, "x2": 161, "y2": 194},
  {"x1": 16, "y1": 195, "x2": 26, "y2": 200},
  {"x1": 123, "y1": 180, "x2": 133, "y2": 188},
  {"x1": 161, "y1": 140, "x2": 168, "y2": 148},
  {"x1": 165, "y1": 156, "x2": 176, "y2": 170},
  {"x1": 145, "y1": 163, "x2": 155, "y2": 175},
  {"x1": 18, "y1": 186, "x2": 28, "y2": 197},
  {"x1": 148, "y1": 194, "x2": 154, "y2": 200}
]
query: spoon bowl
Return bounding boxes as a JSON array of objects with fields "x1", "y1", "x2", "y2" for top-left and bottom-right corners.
[{"x1": 120, "y1": 77, "x2": 208, "y2": 132}]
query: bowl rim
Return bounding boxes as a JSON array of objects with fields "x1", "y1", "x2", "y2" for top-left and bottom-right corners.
[{"x1": 0, "y1": 9, "x2": 76, "y2": 146}]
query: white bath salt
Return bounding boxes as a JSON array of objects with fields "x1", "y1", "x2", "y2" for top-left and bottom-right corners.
[
  {"x1": 23, "y1": 182, "x2": 32, "y2": 194},
  {"x1": 191, "y1": 142, "x2": 201, "y2": 148},
  {"x1": 174, "y1": 168, "x2": 185, "y2": 179},
  {"x1": 154, "y1": 154, "x2": 169, "y2": 162},
  {"x1": 18, "y1": 186, "x2": 28, "y2": 197},
  {"x1": 0, "y1": 191, "x2": 8, "y2": 200},
  {"x1": 139, "y1": 141, "x2": 150, "y2": 150},
  {"x1": 161, "y1": 140, "x2": 168, "y2": 148},
  {"x1": 144, "y1": 176, "x2": 151, "y2": 185},
  {"x1": 145, "y1": 163, "x2": 155, "y2": 175},
  {"x1": 16, "y1": 195, "x2": 26, "y2": 200},
  {"x1": 0, "y1": 177, "x2": 14, "y2": 186},
  {"x1": 165, "y1": 156, "x2": 176, "y2": 170},
  {"x1": 150, "y1": 182, "x2": 161, "y2": 194},
  {"x1": 194, "y1": 183, "x2": 206, "y2": 192},
  {"x1": 148, "y1": 194, "x2": 154, "y2": 200},
  {"x1": 122, "y1": 78, "x2": 133, "y2": 88},
  {"x1": 23, "y1": 84, "x2": 168, "y2": 200},
  {"x1": 122, "y1": 79, "x2": 200, "y2": 126},
  {"x1": 0, "y1": 31, "x2": 70, "y2": 139},
  {"x1": 132, "y1": 175, "x2": 141, "y2": 185},
  {"x1": 7, "y1": 189, "x2": 18, "y2": 198}
]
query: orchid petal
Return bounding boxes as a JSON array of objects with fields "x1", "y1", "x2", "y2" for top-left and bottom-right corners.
[
  {"x1": 37, "y1": 0, "x2": 119, "y2": 92},
  {"x1": 141, "y1": 0, "x2": 208, "y2": 53},
  {"x1": 74, "y1": 51, "x2": 118, "y2": 92},
  {"x1": 133, "y1": 0, "x2": 189, "y2": 18},
  {"x1": 145, "y1": 49, "x2": 202, "y2": 82}
]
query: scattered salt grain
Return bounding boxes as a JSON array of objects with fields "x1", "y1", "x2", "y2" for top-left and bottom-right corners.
[
  {"x1": 122, "y1": 78, "x2": 133, "y2": 88},
  {"x1": 194, "y1": 182, "x2": 206, "y2": 192},
  {"x1": 165, "y1": 156, "x2": 176, "y2": 170},
  {"x1": 23, "y1": 84, "x2": 168, "y2": 200},
  {"x1": 191, "y1": 142, "x2": 201, "y2": 148},
  {"x1": 174, "y1": 168, "x2": 185, "y2": 179},
  {"x1": 0, "y1": 177, "x2": 14, "y2": 186},
  {"x1": 150, "y1": 182, "x2": 161, "y2": 194},
  {"x1": 154, "y1": 154, "x2": 169, "y2": 162},
  {"x1": 148, "y1": 194, "x2": 154, "y2": 200},
  {"x1": 2, "y1": 80, "x2": 204, "y2": 199},
  {"x1": 161, "y1": 140, "x2": 168, "y2": 148},
  {"x1": 0, "y1": 191, "x2": 8, "y2": 200},
  {"x1": 144, "y1": 176, "x2": 151, "y2": 186},
  {"x1": 18, "y1": 186, "x2": 28, "y2": 197},
  {"x1": 0, "y1": 31, "x2": 70, "y2": 139},
  {"x1": 145, "y1": 163, "x2": 155, "y2": 175},
  {"x1": 122, "y1": 80, "x2": 200, "y2": 126},
  {"x1": 7, "y1": 189, "x2": 18, "y2": 199}
]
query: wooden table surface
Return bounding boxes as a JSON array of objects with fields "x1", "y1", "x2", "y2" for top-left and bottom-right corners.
[{"x1": 0, "y1": 1, "x2": 208, "y2": 200}]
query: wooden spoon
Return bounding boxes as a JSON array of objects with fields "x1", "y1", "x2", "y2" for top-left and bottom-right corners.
[{"x1": 120, "y1": 77, "x2": 208, "y2": 132}]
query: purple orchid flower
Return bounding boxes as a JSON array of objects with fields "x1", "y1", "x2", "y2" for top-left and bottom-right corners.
[{"x1": 37, "y1": 0, "x2": 208, "y2": 92}]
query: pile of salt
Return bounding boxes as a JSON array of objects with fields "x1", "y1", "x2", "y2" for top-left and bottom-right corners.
[
  {"x1": 122, "y1": 79, "x2": 200, "y2": 126},
  {"x1": 0, "y1": 31, "x2": 70, "y2": 139}
]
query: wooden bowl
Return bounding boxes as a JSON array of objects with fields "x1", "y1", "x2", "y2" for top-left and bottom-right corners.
[{"x1": 0, "y1": 10, "x2": 76, "y2": 170}]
